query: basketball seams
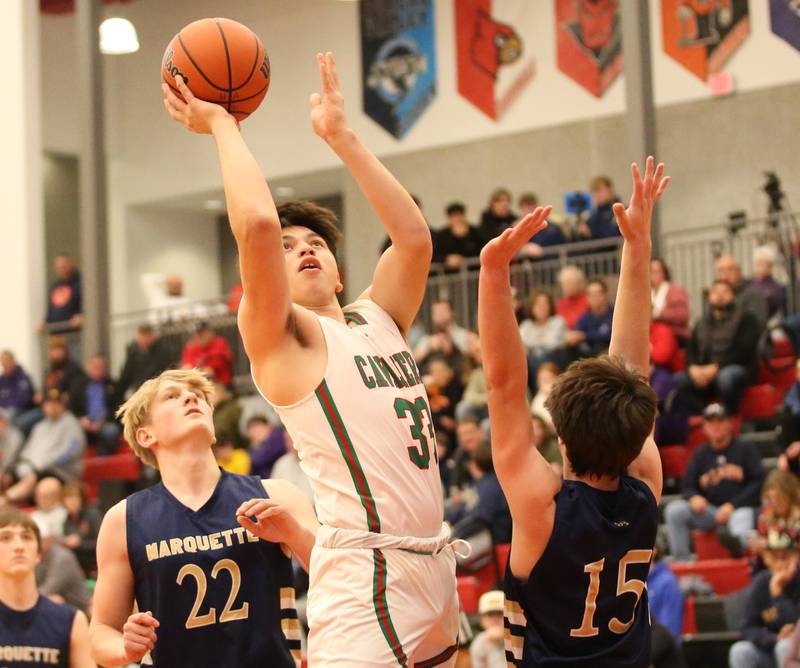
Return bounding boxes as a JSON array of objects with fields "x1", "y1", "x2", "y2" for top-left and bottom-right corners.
[
  {"x1": 175, "y1": 33, "x2": 229, "y2": 94},
  {"x1": 233, "y1": 33, "x2": 261, "y2": 92},
  {"x1": 213, "y1": 19, "x2": 234, "y2": 113},
  {"x1": 161, "y1": 74, "x2": 268, "y2": 107}
]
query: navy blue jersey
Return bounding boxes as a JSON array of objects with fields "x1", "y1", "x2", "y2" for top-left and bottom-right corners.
[
  {"x1": 0, "y1": 596, "x2": 75, "y2": 667},
  {"x1": 505, "y1": 477, "x2": 658, "y2": 667},
  {"x1": 126, "y1": 470, "x2": 299, "y2": 667}
]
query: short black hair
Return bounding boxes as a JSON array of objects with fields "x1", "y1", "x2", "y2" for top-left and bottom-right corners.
[
  {"x1": 277, "y1": 200, "x2": 342, "y2": 257},
  {"x1": 446, "y1": 202, "x2": 466, "y2": 216}
]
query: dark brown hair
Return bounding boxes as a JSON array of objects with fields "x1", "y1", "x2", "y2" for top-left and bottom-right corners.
[
  {"x1": 590, "y1": 175, "x2": 613, "y2": 190},
  {"x1": 0, "y1": 508, "x2": 41, "y2": 553},
  {"x1": 545, "y1": 355, "x2": 657, "y2": 478},
  {"x1": 529, "y1": 291, "x2": 555, "y2": 319},
  {"x1": 277, "y1": 200, "x2": 342, "y2": 257},
  {"x1": 651, "y1": 258, "x2": 671, "y2": 282},
  {"x1": 518, "y1": 192, "x2": 539, "y2": 207}
]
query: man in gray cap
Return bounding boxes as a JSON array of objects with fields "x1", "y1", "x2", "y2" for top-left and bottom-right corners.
[{"x1": 664, "y1": 403, "x2": 765, "y2": 560}]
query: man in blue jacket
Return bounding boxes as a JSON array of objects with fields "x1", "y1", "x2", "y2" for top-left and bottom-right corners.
[
  {"x1": 729, "y1": 531, "x2": 800, "y2": 668},
  {"x1": 664, "y1": 403, "x2": 764, "y2": 560}
]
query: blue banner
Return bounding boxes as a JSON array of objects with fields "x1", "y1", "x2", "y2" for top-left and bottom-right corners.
[{"x1": 360, "y1": 0, "x2": 437, "y2": 139}]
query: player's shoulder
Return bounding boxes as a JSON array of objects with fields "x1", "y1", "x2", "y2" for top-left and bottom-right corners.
[
  {"x1": 343, "y1": 298, "x2": 402, "y2": 334},
  {"x1": 36, "y1": 595, "x2": 78, "y2": 625},
  {"x1": 101, "y1": 498, "x2": 127, "y2": 526}
]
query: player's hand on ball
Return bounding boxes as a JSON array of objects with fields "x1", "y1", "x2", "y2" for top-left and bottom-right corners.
[
  {"x1": 162, "y1": 76, "x2": 231, "y2": 135},
  {"x1": 612, "y1": 156, "x2": 670, "y2": 246},
  {"x1": 480, "y1": 206, "x2": 552, "y2": 269},
  {"x1": 122, "y1": 611, "x2": 159, "y2": 662},
  {"x1": 236, "y1": 498, "x2": 299, "y2": 545},
  {"x1": 309, "y1": 52, "x2": 349, "y2": 144}
]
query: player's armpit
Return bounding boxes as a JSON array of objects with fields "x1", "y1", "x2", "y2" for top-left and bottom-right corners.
[{"x1": 69, "y1": 611, "x2": 97, "y2": 668}]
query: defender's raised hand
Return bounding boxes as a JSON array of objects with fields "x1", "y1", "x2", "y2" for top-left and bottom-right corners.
[
  {"x1": 162, "y1": 75, "x2": 231, "y2": 134},
  {"x1": 480, "y1": 206, "x2": 553, "y2": 270},
  {"x1": 612, "y1": 156, "x2": 670, "y2": 245},
  {"x1": 309, "y1": 52, "x2": 349, "y2": 144}
]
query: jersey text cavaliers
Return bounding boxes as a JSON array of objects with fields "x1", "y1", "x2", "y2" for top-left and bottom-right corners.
[{"x1": 354, "y1": 352, "x2": 422, "y2": 390}]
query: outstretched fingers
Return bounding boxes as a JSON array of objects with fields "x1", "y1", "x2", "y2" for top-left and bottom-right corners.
[
  {"x1": 173, "y1": 75, "x2": 195, "y2": 104},
  {"x1": 655, "y1": 175, "x2": 671, "y2": 200},
  {"x1": 326, "y1": 51, "x2": 341, "y2": 91},
  {"x1": 612, "y1": 202, "x2": 630, "y2": 232}
]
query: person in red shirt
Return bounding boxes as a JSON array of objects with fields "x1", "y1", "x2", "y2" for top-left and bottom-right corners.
[
  {"x1": 180, "y1": 322, "x2": 234, "y2": 387},
  {"x1": 555, "y1": 265, "x2": 589, "y2": 329}
]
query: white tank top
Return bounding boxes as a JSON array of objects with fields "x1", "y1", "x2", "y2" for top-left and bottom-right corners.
[{"x1": 258, "y1": 300, "x2": 444, "y2": 538}]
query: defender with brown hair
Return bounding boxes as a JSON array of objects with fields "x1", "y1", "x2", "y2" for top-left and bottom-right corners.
[
  {"x1": 479, "y1": 157, "x2": 669, "y2": 667},
  {"x1": 89, "y1": 369, "x2": 318, "y2": 668},
  {"x1": 0, "y1": 508, "x2": 94, "y2": 668}
]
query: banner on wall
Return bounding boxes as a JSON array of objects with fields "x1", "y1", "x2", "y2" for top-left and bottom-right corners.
[
  {"x1": 770, "y1": 0, "x2": 800, "y2": 52},
  {"x1": 454, "y1": 0, "x2": 537, "y2": 121},
  {"x1": 360, "y1": 0, "x2": 437, "y2": 139},
  {"x1": 662, "y1": 0, "x2": 751, "y2": 80},
  {"x1": 555, "y1": 0, "x2": 622, "y2": 97}
]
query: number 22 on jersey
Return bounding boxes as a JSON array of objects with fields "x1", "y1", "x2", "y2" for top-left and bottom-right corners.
[{"x1": 570, "y1": 549, "x2": 653, "y2": 638}]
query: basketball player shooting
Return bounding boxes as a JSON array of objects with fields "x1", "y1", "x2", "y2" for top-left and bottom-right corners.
[
  {"x1": 479, "y1": 158, "x2": 669, "y2": 667},
  {"x1": 162, "y1": 52, "x2": 459, "y2": 666}
]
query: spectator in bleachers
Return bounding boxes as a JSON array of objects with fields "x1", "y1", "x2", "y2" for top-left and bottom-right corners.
[
  {"x1": 479, "y1": 188, "x2": 517, "y2": 245},
  {"x1": 448, "y1": 414, "x2": 487, "y2": 493},
  {"x1": 470, "y1": 590, "x2": 506, "y2": 668},
  {"x1": 30, "y1": 477, "x2": 67, "y2": 540},
  {"x1": 567, "y1": 279, "x2": 614, "y2": 358},
  {"x1": 116, "y1": 324, "x2": 176, "y2": 400},
  {"x1": 677, "y1": 279, "x2": 761, "y2": 415},
  {"x1": 413, "y1": 299, "x2": 469, "y2": 366},
  {"x1": 61, "y1": 481, "x2": 101, "y2": 574},
  {"x1": 73, "y1": 354, "x2": 120, "y2": 456},
  {"x1": 455, "y1": 333, "x2": 487, "y2": 422},
  {"x1": 651, "y1": 320, "x2": 679, "y2": 371},
  {"x1": 532, "y1": 413, "x2": 561, "y2": 475},
  {"x1": 210, "y1": 381, "x2": 245, "y2": 449},
  {"x1": 212, "y1": 433, "x2": 251, "y2": 475},
  {"x1": 579, "y1": 175, "x2": 622, "y2": 240},
  {"x1": 34, "y1": 519, "x2": 90, "y2": 613},
  {"x1": 751, "y1": 470, "x2": 800, "y2": 557},
  {"x1": 39, "y1": 253, "x2": 82, "y2": 333},
  {"x1": 433, "y1": 202, "x2": 483, "y2": 269},
  {"x1": 0, "y1": 411, "x2": 23, "y2": 481},
  {"x1": 530, "y1": 362, "x2": 559, "y2": 430},
  {"x1": 664, "y1": 403, "x2": 764, "y2": 561},
  {"x1": 424, "y1": 355, "x2": 464, "y2": 439},
  {"x1": 555, "y1": 265, "x2": 589, "y2": 329},
  {"x1": 0, "y1": 350, "x2": 34, "y2": 417},
  {"x1": 752, "y1": 245, "x2": 787, "y2": 320},
  {"x1": 778, "y1": 359, "x2": 800, "y2": 477},
  {"x1": 271, "y1": 433, "x2": 314, "y2": 503},
  {"x1": 715, "y1": 255, "x2": 769, "y2": 329},
  {"x1": 651, "y1": 361, "x2": 689, "y2": 448},
  {"x1": 1, "y1": 388, "x2": 86, "y2": 505},
  {"x1": 729, "y1": 532, "x2": 800, "y2": 668},
  {"x1": 446, "y1": 445, "x2": 511, "y2": 544},
  {"x1": 141, "y1": 272, "x2": 209, "y2": 325},
  {"x1": 519, "y1": 291, "x2": 567, "y2": 389},
  {"x1": 651, "y1": 259, "x2": 690, "y2": 343},
  {"x1": 181, "y1": 322, "x2": 234, "y2": 388},
  {"x1": 648, "y1": 542, "x2": 687, "y2": 668},
  {"x1": 519, "y1": 193, "x2": 566, "y2": 257},
  {"x1": 16, "y1": 337, "x2": 86, "y2": 436},
  {"x1": 246, "y1": 415, "x2": 287, "y2": 479}
]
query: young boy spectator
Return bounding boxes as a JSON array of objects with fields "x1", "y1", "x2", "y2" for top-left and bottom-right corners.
[
  {"x1": 580, "y1": 175, "x2": 621, "y2": 240},
  {"x1": 470, "y1": 590, "x2": 506, "y2": 668},
  {"x1": 729, "y1": 532, "x2": 800, "y2": 668},
  {"x1": 664, "y1": 403, "x2": 764, "y2": 560},
  {"x1": 73, "y1": 355, "x2": 120, "y2": 455},
  {"x1": 434, "y1": 202, "x2": 483, "y2": 269},
  {"x1": 567, "y1": 279, "x2": 614, "y2": 358}
]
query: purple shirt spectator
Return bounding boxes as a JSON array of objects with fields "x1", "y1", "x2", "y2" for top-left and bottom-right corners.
[
  {"x1": 0, "y1": 352, "x2": 35, "y2": 414},
  {"x1": 250, "y1": 429, "x2": 288, "y2": 479}
]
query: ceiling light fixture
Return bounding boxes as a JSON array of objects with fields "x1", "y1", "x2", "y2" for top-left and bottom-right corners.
[{"x1": 99, "y1": 17, "x2": 139, "y2": 55}]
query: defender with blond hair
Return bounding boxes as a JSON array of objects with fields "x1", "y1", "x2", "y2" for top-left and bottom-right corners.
[
  {"x1": 89, "y1": 369, "x2": 318, "y2": 668},
  {"x1": 162, "y1": 52, "x2": 460, "y2": 666},
  {"x1": 0, "y1": 507, "x2": 95, "y2": 668},
  {"x1": 479, "y1": 158, "x2": 669, "y2": 667}
]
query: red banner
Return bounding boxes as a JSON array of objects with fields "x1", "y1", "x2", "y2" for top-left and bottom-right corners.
[{"x1": 455, "y1": 0, "x2": 536, "y2": 121}]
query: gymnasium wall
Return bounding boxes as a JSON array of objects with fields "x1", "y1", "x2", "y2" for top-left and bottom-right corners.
[{"x1": 38, "y1": 0, "x2": 800, "y2": 310}]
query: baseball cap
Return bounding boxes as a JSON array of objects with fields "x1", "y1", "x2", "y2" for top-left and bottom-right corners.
[
  {"x1": 703, "y1": 403, "x2": 730, "y2": 420},
  {"x1": 478, "y1": 590, "x2": 505, "y2": 615}
]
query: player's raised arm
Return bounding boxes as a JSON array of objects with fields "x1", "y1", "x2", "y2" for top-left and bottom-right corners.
[
  {"x1": 479, "y1": 209, "x2": 561, "y2": 527},
  {"x1": 162, "y1": 78, "x2": 290, "y2": 360},
  {"x1": 90, "y1": 502, "x2": 158, "y2": 667},
  {"x1": 608, "y1": 157, "x2": 670, "y2": 501},
  {"x1": 310, "y1": 52, "x2": 431, "y2": 334}
]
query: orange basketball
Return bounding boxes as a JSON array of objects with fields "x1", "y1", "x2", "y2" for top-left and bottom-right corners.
[{"x1": 161, "y1": 18, "x2": 270, "y2": 121}]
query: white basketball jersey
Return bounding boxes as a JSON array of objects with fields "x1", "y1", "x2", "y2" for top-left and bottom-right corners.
[{"x1": 259, "y1": 300, "x2": 444, "y2": 538}]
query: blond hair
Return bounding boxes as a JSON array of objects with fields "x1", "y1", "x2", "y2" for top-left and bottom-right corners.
[{"x1": 116, "y1": 369, "x2": 214, "y2": 469}]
